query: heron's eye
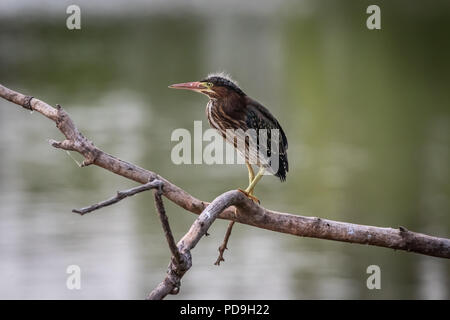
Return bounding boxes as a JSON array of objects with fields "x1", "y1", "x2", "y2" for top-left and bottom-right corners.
[{"x1": 207, "y1": 82, "x2": 214, "y2": 87}]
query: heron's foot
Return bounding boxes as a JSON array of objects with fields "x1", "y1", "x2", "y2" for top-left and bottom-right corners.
[{"x1": 237, "y1": 188, "x2": 260, "y2": 204}]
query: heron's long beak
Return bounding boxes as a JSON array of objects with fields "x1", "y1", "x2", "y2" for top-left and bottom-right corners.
[{"x1": 168, "y1": 81, "x2": 207, "y2": 91}]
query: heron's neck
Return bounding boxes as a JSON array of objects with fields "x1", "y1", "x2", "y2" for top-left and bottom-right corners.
[{"x1": 208, "y1": 92, "x2": 245, "y2": 112}]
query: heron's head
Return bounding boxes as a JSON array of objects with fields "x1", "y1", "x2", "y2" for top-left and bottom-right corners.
[{"x1": 169, "y1": 73, "x2": 245, "y2": 99}]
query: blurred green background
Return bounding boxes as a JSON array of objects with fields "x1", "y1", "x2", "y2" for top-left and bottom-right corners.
[{"x1": 0, "y1": 0, "x2": 449, "y2": 299}]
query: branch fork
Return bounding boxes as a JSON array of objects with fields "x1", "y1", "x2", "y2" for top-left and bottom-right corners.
[{"x1": 48, "y1": 104, "x2": 99, "y2": 166}]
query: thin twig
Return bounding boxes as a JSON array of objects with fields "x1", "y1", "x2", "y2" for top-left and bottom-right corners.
[
  {"x1": 153, "y1": 184, "x2": 183, "y2": 267},
  {"x1": 72, "y1": 180, "x2": 163, "y2": 215},
  {"x1": 214, "y1": 221, "x2": 235, "y2": 266}
]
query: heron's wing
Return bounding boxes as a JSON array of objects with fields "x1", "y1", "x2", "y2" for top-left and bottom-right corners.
[{"x1": 244, "y1": 97, "x2": 289, "y2": 181}]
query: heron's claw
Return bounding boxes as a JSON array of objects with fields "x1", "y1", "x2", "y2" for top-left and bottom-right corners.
[{"x1": 237, "y1": 188, "x2": 260, "y2": 204}]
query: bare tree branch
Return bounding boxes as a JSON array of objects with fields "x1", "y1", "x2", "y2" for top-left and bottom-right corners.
[
  {"x1": 147, "y1": 190, "x2": 245, "y2": 299},
  {"x1": 72, "y1": 179, "x2": 163, "y2": 215},
  {"x1": 1, "y1": 83, "x2": 449, "y2": 299}
]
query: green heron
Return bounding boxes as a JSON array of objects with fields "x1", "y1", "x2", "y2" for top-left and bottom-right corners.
[{"x1": 169, "y1": 73, "x2": 288, "y2": 201}]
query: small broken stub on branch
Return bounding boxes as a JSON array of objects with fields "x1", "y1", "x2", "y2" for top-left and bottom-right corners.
[{"x1": 22, "y1": 96, "x2": 33, "y2": 110}]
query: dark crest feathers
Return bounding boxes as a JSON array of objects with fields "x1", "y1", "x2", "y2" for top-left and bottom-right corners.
[{"x1": 201, "y1": 73, "x2": 245, "y2": 96}]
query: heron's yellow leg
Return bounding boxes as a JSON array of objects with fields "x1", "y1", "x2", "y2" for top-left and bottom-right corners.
[
  {"x1": 245, "y1": 167, "x2": 265, "y2": 195},
  {"x1": 237, "y1": 164, "x2": 261, "y2": 203},
  {"x1": 246, "y1": 162, "x2": 255, "y2": 187}
]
